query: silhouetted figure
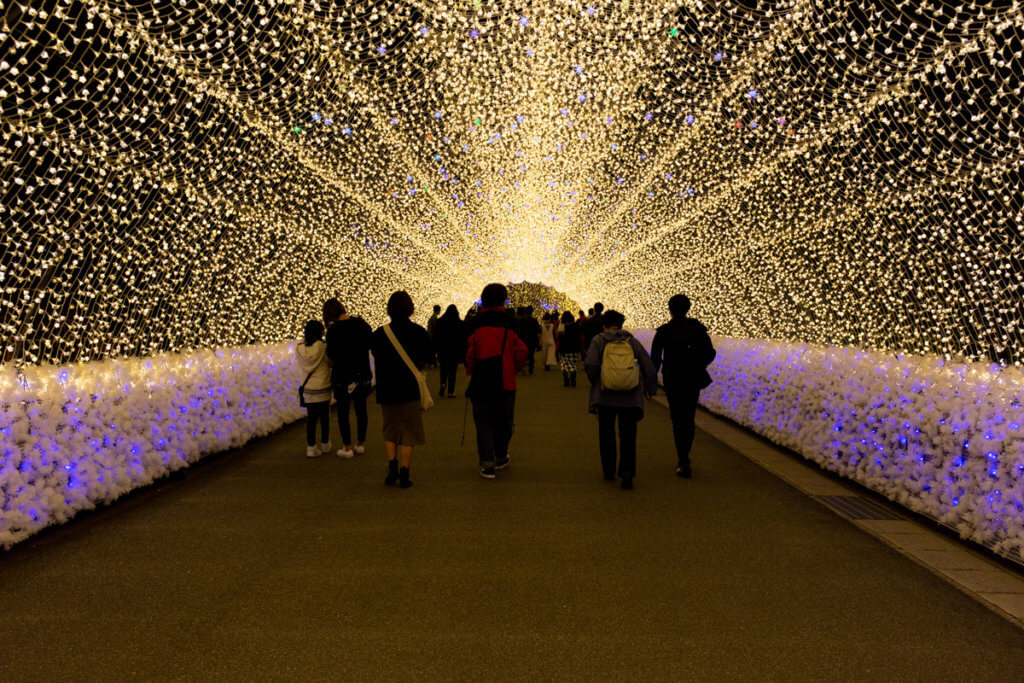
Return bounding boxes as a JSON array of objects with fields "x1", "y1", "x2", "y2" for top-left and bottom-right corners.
[
  {"x1": 466, "y1": 283, "x2": 528, "y2": 479},
  {"x1": 370, "y1": 291, "x2": 433, "y2": 488},
  {"x1": 324, "y1": 298, "x2": 372, "y2": 457},
  {"x1": 517, "y1": 306, "x2": 542, "y2": 374},
  {"x1": 584, "y1": 310, "x2": 658, "y2": 490},
  {"x1": 540, "y1": 313, "x2": 557, "y2": 370},
  {"x1": 296, "y1": 320, "x2": 332, "y2": 458},
  {"x1": 426, "y1": 304, "x2": 441, "y2": 367},
  {"x1": 557, "y1": 310, "x2": 583, "y2": 387},
  {"x1": 435, "y1": 304, "x2": 467, "y2": 398},
  {"x1": 582, "y1": 302, "x2": 605, "y2": 355},
  {"x1": 650, "y1": 294, "x2": 716, "y2": 478}
]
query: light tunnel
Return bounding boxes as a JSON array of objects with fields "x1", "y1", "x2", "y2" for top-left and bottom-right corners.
[{"x1": 2, "y1": 0, "x2": 1024, "y2": 555}]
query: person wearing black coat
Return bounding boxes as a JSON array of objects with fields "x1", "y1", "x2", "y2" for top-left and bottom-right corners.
[
  {"x1": 556, "y1": 310, "x2": 583, "y2": 387},
  {"x1": 369, "y1": 291, "x2": 433, "y2": 488},
  {"x1": 435, "y1": 304, "x2": 467, "y2": 398},
  {"x1": 324, "y1": 298, "x2": 373, "y2": 458},
  {"x1": 650, "y1": 294, "x2": 717, "y2": 479},
  {"x1": 581, "y1": 302, "x2": 605, "y2": 356}
]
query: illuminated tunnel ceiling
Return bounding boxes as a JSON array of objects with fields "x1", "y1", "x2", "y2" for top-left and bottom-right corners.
[{"x1": 2, "y1": 0, "x2": 1023, "y2": 365}]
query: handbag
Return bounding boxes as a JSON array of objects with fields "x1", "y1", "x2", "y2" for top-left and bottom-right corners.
[
  {"x1": 383, "y1": 324, "x2": 434, "y2": 411},
  {"x1": 466, "y1": 328, "x2": 508, "y2": 400},
  {"x1": 346, "y1": 372, "x2": 373, "y2": 398},
  {"x1": 298, "y1": 369, "x2": 315, "y2": 408}
]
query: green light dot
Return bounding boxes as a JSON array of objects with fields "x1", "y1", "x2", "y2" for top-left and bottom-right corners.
[{"x1": 670, "y1": 28, "x2": 679, "y2": 36}]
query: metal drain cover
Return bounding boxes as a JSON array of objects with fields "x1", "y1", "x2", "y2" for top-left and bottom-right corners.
[{"x1": 815, "y1": 495, "x2": 904, "y2": 521}]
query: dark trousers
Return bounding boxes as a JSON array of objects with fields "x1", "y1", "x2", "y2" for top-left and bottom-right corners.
[
  {"x1": 597, "y1": 406, "x2": 642, "y2": 479},
  {"x1": 472, "y1": 391, "x2": 516, "y2": 468},
  {"x1": 305, "y1": 401, "x2": 330, "y2": 446},
  {"x1": 333, "y1": 386, "x2": 368, "y2": 445},
  {"x1": 439, "y1": 358, "x2": 458, "y2": 394},
  {"x1": 526, "y1": 348, "x2": 536, "y2": 373},
  {"x1": 666, "y1": 386, "x2": 701, "y2": 467}
]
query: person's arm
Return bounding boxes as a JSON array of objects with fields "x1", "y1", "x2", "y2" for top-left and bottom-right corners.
[
  {"x1": 511, "y1": 330, "x2": 529, "y2": 370},
  {"x1": 636, "y1": 341, "x2": 658, "y2": 398},
  {"x1": 583, "y1": 337, "x2": 602, "y2": 384},
  {"x1": 701, "y1": 330, "x2": 717, "y2": 367},
  {"x1": 650, "y1": 328, "x2": 664, "y2": 374},
  {"x1": 465, "y1": 330, "x2": 476, "y2": 374}
]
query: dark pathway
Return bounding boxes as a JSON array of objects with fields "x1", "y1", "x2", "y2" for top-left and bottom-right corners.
[{"x1": 1, "y1": 367, "x2": 1022, "y2": 680}]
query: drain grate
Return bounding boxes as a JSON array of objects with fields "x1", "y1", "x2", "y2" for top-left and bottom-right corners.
[{"x1": 815, "y1": 495, "x2": 905, "y2": 521}]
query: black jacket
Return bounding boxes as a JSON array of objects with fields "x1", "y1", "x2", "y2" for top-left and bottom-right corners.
[
  {"x1": 556, "y1": 322, "x2": 583, "y2": 355},
  {"x1": 369, "y1": 319, "x2": 433, "y2": 404},
  {"x1": 435, "y1": 314, "x2": 467, "y2": 363},
  {"x1": 325, "y1": 316, "x2": 373, "y2": 385},
  {"x1": 650, "y1": 318, "x2": 716, "y2": 390},
  {"x1": 581, "y1": 314, "x2": 604, "y2": 354}
]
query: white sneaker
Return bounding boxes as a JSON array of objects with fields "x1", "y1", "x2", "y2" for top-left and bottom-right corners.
[
  {"x1": 337, "y1": 446, "x2": 355, "y2": 459},
  {"x1": 320, "y1": 441, "x2": 333, "y2": 455},
  {"x1": 306, "y1": 446, "x2": 321, "y2": 458},
  {"x1": 354, "y1": 444, "x2": 365, "y2": 455}
]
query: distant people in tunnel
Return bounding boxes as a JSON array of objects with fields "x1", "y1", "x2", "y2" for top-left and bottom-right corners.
[
  {"x1": 516, "y1": 307, "x2": 542, "y2": 375},
  {"x1": 370, "y1": 291, "x2": 433, "y2": 489},
  {"x1": 296, "y1": 320, "x2": 333, "y2": 458},
  {"x1": 466, "y1": 283, "x2": 528, "y2": 479},
  {"x1": 582, "y1": 302, "x2": 605, "y2": 353},
  {"x1": 651, "y1": 294, "x2": 717, "y2": 479},
  {"x1": 540, "y1": 313, "x2": 557, "y2": 370},
  {"x1": 427, "y1": 304, "x2": 441, "y2": 368},
  {"x1": 435, "y1": 304, "x2": 467, "y2": 398},
  {"x1": 557, "y1": 311, "x2": 583, "y2": 387},
  {"x1": 323, "y1": 298, "x2": 372, "y2": 458},
  {"x1": 584, "y1": 310, "x2": 658, "y2": 490}
]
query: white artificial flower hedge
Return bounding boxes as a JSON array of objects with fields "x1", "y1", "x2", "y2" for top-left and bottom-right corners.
[
  {"x1": 0, "y1": 342, "x2": 304, "y2": 549},
  {"x1": 633, "y1": 331, "x2": 1024, "y2": 560}
]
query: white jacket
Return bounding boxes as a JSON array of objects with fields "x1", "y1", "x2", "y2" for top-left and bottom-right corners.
[{"x1": 296, "y1": 340, "x2": 332, "y2": 403}]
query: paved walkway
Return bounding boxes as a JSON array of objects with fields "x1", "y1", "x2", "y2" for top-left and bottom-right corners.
[{"x1": 1, "y1": 367, "x2": 1022, "y2": 680}]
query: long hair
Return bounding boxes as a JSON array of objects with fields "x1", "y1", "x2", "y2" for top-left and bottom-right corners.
[
  {"x1": 303, "y1": 320, "x2": 325, "y2": 346},
  {"x1": 440, "y1": 304, "x2": 460, "y2": 322}
]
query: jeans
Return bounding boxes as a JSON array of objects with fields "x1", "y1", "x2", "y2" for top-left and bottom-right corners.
[
  {"x1": 305, "y1": 401, "x2": 330, "y2": 446},
  {"x1": 472, "y1": 391, "x2": 516, "y2": 468},
  {"x1": 439, "y1": 358, "x2": 458, "y2": 395},
  {"x1": 597, "y1": 405, "x2": 642, "y2": 479},
  {"x1": 665, "y1": 386, "x2": 701, "y2": 468},
  {"x1": 334, "y1": 385, "x2": 368, "y2": 445}
]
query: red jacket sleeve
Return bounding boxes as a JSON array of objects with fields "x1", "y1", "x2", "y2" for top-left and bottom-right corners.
[
  {"x1": 465, "y1": 330, "x2": 477, "y2": 374},
  {"x1": 511, "y1": 333, "x2": 528, "y2": 371}
]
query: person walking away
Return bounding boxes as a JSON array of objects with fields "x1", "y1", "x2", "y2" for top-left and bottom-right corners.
[
  {"x1": 519, "y1": 306, "x2": 542, "y2": 374},
  {"x1": 466, "y1": 283, "x2": 528, "y2": 479},
  {"x1": 324, "y1": 298, "x2": 372, "y2": 458},
  {"x1": 426, "y1": 304, "x2": 441, "y2": 368},
  {"x1": 435, "y1": 304, "x2": 467, "y2": 397},
  {"x1": 540, "y1": 314, "x2": 557, "y2": 371},
  {"x1": 584, "y1": 310, "x2": 658, "y2": 490},
  {"x1": 650, "y1": 294, "x2": 716, "y2": 478},
  {"x1": 582, "y1": 302, "x2": 605, "y2": 356},
  {"x1": 370, "y1": 291, "x2": 433, "y2": 488},
  {"x1": 296, "y1": 320, "x2": 333, "y2": 458},
  {"x1": 556, "y1": 311, "x2": 583, "y2": 387}
]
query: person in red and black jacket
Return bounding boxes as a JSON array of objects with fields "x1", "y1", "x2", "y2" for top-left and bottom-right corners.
[{"x1": 465, "y1": 283, "x2": 529, "y2": 479}]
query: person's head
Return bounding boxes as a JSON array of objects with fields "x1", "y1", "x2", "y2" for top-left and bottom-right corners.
[
  {"x1": 602, "y1": 310, "x2": 625, "y2": 330},
  {"x1": 593, "y1": 302, "x2": 605, "y2": 315},
  {"x1": 386, "y1": 290, "x2": 415, "y2": 320},
  {"x1": 480, "y1": 283, "x2": 508, "y2": 308},
  {"x1": 579, "y1": 310, "x2": 585, "y2": 317},
  {"x1": 526, "y1": 306, "x2": 534, "y2": 316},
  {"x1": 587, "y1": 308, "x2": 594, "y2": 316},
  {"x1": 303, "y1": 319, "x2": 325, "y2": 346},
  {"x1": 433, "y1": 305, "x2": 441, "y2": 315},
  {"x1": 668, "y1": 294, "x2": 691, "y2": 318},
  {"x1": 442, "y1": 304, "x2": 460, "y2": 320},
  {"x1": 561, "y1": 311, "x2": 575, "y2": 325},
  {"x1": 323, "y1": 298, "x2": 345, "y2": 324}
]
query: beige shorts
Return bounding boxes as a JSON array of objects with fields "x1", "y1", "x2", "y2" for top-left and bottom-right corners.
[{"x1": 381, "y1": 400, "x2": 426, "y2": 446}]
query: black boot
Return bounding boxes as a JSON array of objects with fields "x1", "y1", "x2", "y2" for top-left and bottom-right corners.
[
  {"x1": 399, "y1": 466, "x2": 413, "y2": 489},
  {"x1": 385, "y1": 459, "x2": 399, "y2": 486},
  {"x1": 562, "y1": 371, "x2": 570, "y2": 387},
  {"x1": 570, "y1": 372, "x2": 577, "y2": 387}
]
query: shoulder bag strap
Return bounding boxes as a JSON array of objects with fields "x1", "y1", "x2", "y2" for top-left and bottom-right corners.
[{"x1": 383, "y1": 324, "x2": 421, "y2": 378}]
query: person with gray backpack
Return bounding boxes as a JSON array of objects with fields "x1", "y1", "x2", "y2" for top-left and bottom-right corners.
[{"x1": 583, "y1": 310, "x2": 659, "y2": 489}]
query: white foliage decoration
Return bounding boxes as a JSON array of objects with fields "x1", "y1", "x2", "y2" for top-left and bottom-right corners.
[
  {"x1": 0, "y1": 342, "x2": 303, "y2": 548},
  {"x1": 639, "y1": 330, "x2": 1024, "y2": 558}
]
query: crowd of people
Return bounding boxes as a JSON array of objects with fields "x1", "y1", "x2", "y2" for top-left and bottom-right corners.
[{"x1": 295, "y1": 283, "x2": 716, "y2": 490}]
